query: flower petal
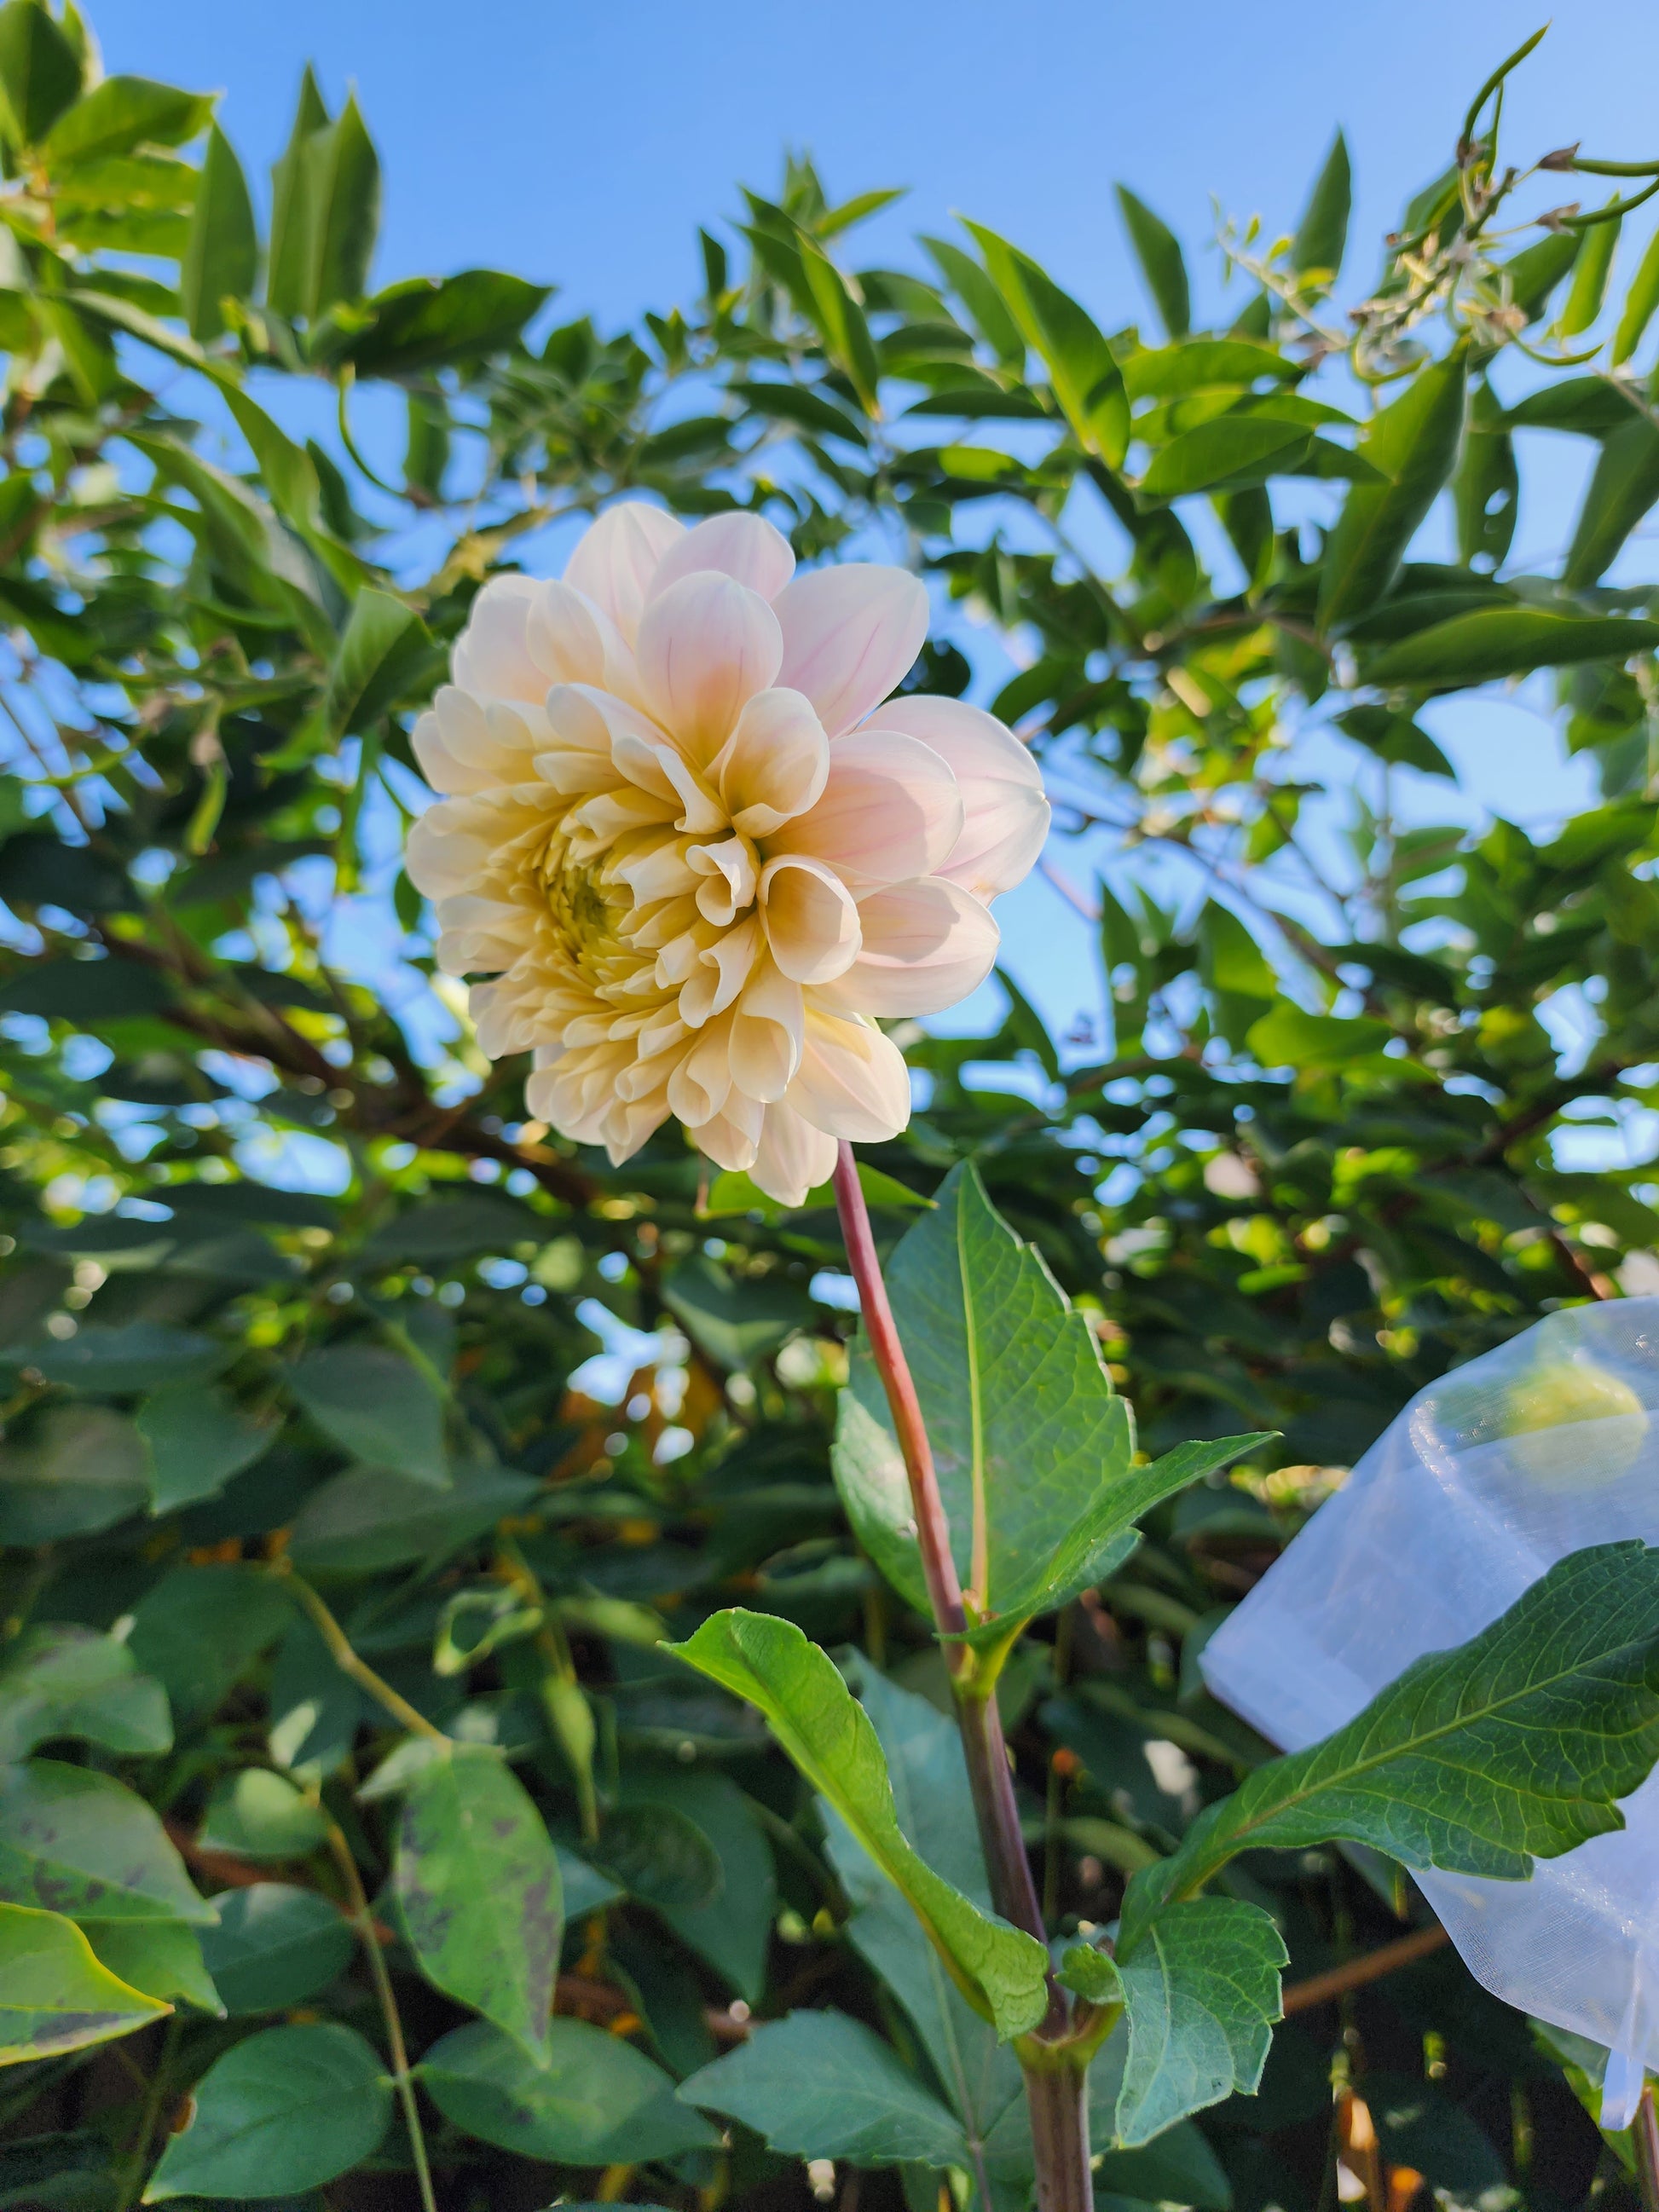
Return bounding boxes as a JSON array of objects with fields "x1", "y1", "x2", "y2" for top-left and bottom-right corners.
[
  {"x1": 774, "y1": 565, "x2": 929, "y2": 736},
  {"x1": 867, "y1": 696, "x2": 1049, "y2": 900},
  {"x1": 751, "y1": 1105, "x2": 838, "y2": 1209},
  {"x1": 775, "y1": 731, "x2": 962, "y2": 891},
  {"x1": 413, "y1": 685, "x2": 545, "y2": 795},
  {"x1": 563, "y1": 501, "x2": 686, "y2": 642},
  {"x1": 646, "y1": 512, "x2": 796, "y2": 604},
  {"x1": 785, "y1": 1009, "x2": 912, "y2": 1141},
  {"x1": 451, "y1": 575, "x2": 546, "y2": 702},
  {"x1": 636, "y1": 572, "x2": 784, "y2": 768},
  {"x1": 713, "y1": 688, "x2": 830, "y2": 836},
  {"x1": 760, "y1": 855, "x2": 861, "y2": 984},
  {"x1": 818, "y1": 876, "x2": 999, "y2": 1016},
  {"x1": 523, "y1": 575, "x2": 644, "y2": 704}
]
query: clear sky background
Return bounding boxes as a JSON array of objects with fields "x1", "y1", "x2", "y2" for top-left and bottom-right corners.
[{"x1": 84, "y1": 1, "x2": 1659, "y2": 1052}]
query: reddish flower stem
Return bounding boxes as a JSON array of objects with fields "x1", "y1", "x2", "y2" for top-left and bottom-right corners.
[{"x1": 834, "y1": 1143, "x2": 1085, "y2": 2212}]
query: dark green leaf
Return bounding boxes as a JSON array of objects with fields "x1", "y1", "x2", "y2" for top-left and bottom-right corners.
[
  {"x1": 1292, "y1": 130, "x2": 1351, "y2": 288},
  {"x1": 1142, "y1": 414, "x2": 1313, "y2": 499},
  {"x1": 1112, "y1": 1898, "x2": 1286, "y2": 2144},
  {"x1": 125, "y1": 1562, "x2": 293, "y2": 1724},
  {"x1": 1115, "y1": 186, "x2": 1190, "y2": 339},
  {"x1": 1501, "y1": 228, "x2": 1581, "y2": 324},
  {"x1": 0, "y1": 1404, "x2": 148, "y2": 1544},
  {"x1": 142, "y1": 2022, "x2": 390, "y2": 2200},
  {"x1": 43, "y1": 74, "x2": 211, "y2": 165},
  {"x1": 198, "y1": 1884, "x2": 356, "y2": 2014},
  {"x1": 922, "y1": 234, "x2": 1026, "y2": 367},
  {"x1": 832, "y1": 1162, "x2": 1139, "y2": 1650},
  {"x1": 285, "y1": 1461, "x2": 536, "y2": 1574},
  {"x1": 0, "y1": 1626, "x2": 171, "y2": 1762},
  {"x1": 266, "y1": 65, "x2": 328, "y2": 321},
  {"x1": 338, "y1": 269, "x2": 551, "y2": 378},
  {"x1": 963, "y1": 220, "x2": 1129, "y2": 465},
  {"x1": 139, "y1": 1384, "x2": 274, "y2": 1515},
  {"x1": 1366, "y1": 609, "x2": 1659, "y2": 688},
  {"x1": 288, "y1": 1340, "x2": 447, "y2": 1485},
  {"x1": 593, "y1": 1800, "x2": 723, "y2": 1910},
  {"x1": 681, "y1": 2012, "x2": 969, "y2": 2169},
  {"x1": 0, "y1": 1759, "x2": 212, "y2": 1925},
  {"x1": 419, "y1": 2015, "x2": 717, "y2": 2163},
  {"x1": 1564, "y1": 416, "x2": 1659, "y2": 587},
  {"x1": 199, "y1": 1770, "x2": 328, "y2": 1862},
  {"x1": 798, "y1": 237, "x2": 882, "y2": 413},
  {"x1": 1317, "y1": 349, "x2": 1468, "y2": 633},
  {"x1": 0, "y1": 1, "x2": 82, "y2": 148},
  {"x1": 321, "y1": 587, "x2": 433, "y2": 742},
  {"x1": 32, "y1": 1321, "x2": 228, "y2": 1395},
  {"x1": 301, "y1": 93, "x2": 380, "y2": 319},
  {"x1": 662, "y1": 1252, "x2": 816, "y2": 1367},
  {"x1": 394, "y1": 1744, "x2": 563, "y2": 2059},
  {"x1": 1336, "y1": 705, "x2": 1454, "y2": 779},
  {"x1": 1558, "y1": 206, "x2": 1621, "y2": 338},
  {"x1": 181, "y1": 124, "x2": 257, "y2": 342},
  {"x1": 83, "y1": 1919, "x2": 221, "y2": 2015},
  {"x1": 671, "y1": 1608, "x2": 1049, "y2": 2040}
]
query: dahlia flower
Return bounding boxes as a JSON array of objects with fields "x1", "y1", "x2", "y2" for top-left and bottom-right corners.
[{"x1": 405, "y1": 504, "x2": 1049, "y2": 1205}]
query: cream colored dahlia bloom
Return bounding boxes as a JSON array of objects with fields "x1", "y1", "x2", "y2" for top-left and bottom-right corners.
[{"x1": 405, "y1": 503, "x2": 1048, "y2": 1205}]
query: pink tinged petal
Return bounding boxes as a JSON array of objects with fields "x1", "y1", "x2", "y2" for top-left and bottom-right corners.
[
  {"x1": 694, "y1": 1095, "x2": 764, "y2": 1174},
  {"x1": 646, "y1": 512, "x2": 796, "y2": 604},
  {"x1": 729, "y1": 962, "x2": 805, "y2": 1102},
  {"x1": 713, "y1": 688, "x2": 830, "y2": 836},
  {"x1": 751, "y1": 1104, "x2": 838, "y2": 1209},
  {"x1": 785, "y1": 1009, "x2": 912, "y2": 1142},
  {"x1": 773, "y1": 565, "x2": 929, "y2": 736},
  {"x1": 759, "y1": 855, "x2": 862, "y2": 984},
  {"x1": 818, "y1": 876, "x2": 999, "y2": 1017},
  {"x1": 413, "y1": 686, "x2": 533, "y2": 794},
  {"x1": 683, "y1": 914, "x2": 761, "y2": 1025},
  {"x1": 777, "y1": 732, "x2": 963, "y2": 891},
  {"x1": 636, "y1": 573, "x2": 784, "y2": 767},
  {"x1": 667, "y1": 1010, "x2": 736, "y2": 1125},
  {"x1": 689, "y1": 837, "x2": 758, "y2": 927},
  {"x1": 867, "y1": 696, "x2": 1049, "y2": 900},
  {"x1": 524, "y1": 576, "x2": 641, "y2": 702},
  {"x1": 610, "y1": 736, "x2": 725, "y2": 835},
  {"x1": 451, "y1": 575, "x2": 546, "y2": 703},
  {"x1": 563, "y1": 501, "x2": 686, "y2": 643}
]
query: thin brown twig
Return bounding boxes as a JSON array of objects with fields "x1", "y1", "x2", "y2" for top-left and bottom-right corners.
[{"x1": 1281, "y1": 1923, "x2": 1449, "y2": 2014}]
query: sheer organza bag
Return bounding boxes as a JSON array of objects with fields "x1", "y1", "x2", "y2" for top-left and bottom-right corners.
[{"x1": 1202, "y1": 1298, "x2": 1659, "y2": 2127}]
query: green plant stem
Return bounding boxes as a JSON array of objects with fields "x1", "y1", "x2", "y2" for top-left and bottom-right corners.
[
  {"x1": 326, "y1": 1820, "x2": 439, "y2": 2212},
  {"x1": 113, "y1": 2013, "x2": 180, "y2": 2212},
  {"x1": 833, "y1": 1143, "x2": 1088, "y2": 2212},
  {"x1": 274, "y1": 1563, "x2": 449, "y2": 1744}
]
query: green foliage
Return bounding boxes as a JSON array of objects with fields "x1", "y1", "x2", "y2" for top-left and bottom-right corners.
[{"x1": 2, "y1": 14, "x2": 1659, "y2": 2209}]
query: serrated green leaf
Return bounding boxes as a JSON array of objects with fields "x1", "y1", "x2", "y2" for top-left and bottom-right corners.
[
  {"x1": 1115, "y1": 185, "x2": 1189, "y2": 339},
  {"x1": 0, "y1": 1902, "x2": 168, "y2": 2063},
  {"x1": 963, "y1": 220, "x2": 1129, "y2": 465},
  {"x1": 681, "y1": 2012, "x2": 971, "y2": 2169},
  {"x1": 1112, "y1": 1898, "x2": 1286, "y2": 2144},
  {"x1": 142, "y1": 2022, "x2": 390, "y2": 2201},
  {"x1": 393, "y1": 1744, "x2": 563, "y2": 2060},
  {"x1": 671, "y1": 1609, "x2": 1049, "y2": 2039},
  {"x1": 1317, "y1": 349, "x2": 1468, "y2": 633},
  {"x1": 832, "y1": 1161, "x2": 1139, "y2": 1648},
  {"x1": 1366, "y1": 609, "x2": 1659, "y2": 689},
  {"x1": 1122, "y1": 1542, "x2": 1659, "y2": 1954}
]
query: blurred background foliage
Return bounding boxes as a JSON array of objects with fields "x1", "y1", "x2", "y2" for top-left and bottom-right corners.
[{"x1": 1, "y1": 4, "x2": 1659, "y2": 2207}]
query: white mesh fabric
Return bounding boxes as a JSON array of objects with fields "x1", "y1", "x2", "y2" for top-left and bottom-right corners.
[{"x1": 1199, "y1": 1298, "x2": 1659, "y2": 2126}]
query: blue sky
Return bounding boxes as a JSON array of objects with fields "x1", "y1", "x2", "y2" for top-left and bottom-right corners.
[{"x1": 87, "y1": 2, "x2": 1659, "y2": 1050}]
